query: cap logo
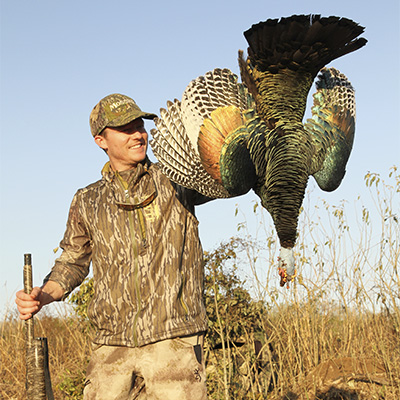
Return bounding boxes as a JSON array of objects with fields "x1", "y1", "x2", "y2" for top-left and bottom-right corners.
[{"x1": 109, "y1": 99, "x2": 135, "y2": 111}]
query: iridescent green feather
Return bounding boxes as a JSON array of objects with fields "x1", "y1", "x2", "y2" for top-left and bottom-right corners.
[{"x1": 306, "y1": 68, "x2": 356, "y2": 191}]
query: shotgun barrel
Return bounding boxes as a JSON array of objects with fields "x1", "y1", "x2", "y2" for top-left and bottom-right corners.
[
  {"x1": 24, "y1": 254, "x2": 54, "y2": 400},
  {"x1": 23, "y1": 254, "x2": 34, "y2": 348}
]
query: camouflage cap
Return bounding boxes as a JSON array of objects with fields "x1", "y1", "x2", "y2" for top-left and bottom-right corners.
[{"x1": 89, "y1": 93, "x2": 157, "y2": 136}]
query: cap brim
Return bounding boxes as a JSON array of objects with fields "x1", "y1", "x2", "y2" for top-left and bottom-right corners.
[
  {"x1": 106, "y1": 111, "x2": 157, "y2": 128},
  {"x1": 141, "y1": 112, "x2": 158, "y2": 120}
]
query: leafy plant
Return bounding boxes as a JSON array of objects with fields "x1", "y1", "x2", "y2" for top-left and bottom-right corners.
[
  {"x1": 203, "y1": 237, "x2": 276, "y2": 399},
  {"x1": 57, "y1": 368, "x2": 86, "y2": 399}
]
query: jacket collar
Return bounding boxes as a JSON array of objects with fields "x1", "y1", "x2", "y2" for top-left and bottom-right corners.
[
  {"x1": 101, "y1": 158, "x2": 157, "y2": 208},
  {"x1": 101, "y1": 158, "x2": 151, "y2": 182}
]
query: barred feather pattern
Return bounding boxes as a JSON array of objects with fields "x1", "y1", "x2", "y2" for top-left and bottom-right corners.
[
  {"x1": 151, "y1": 68, "x2": 255, "y2": 198},
  {"x1": 150, "y1": 100, "x2": 230, "y2": 198},
  {"x1": 306, "y1": 67, "x2": 356, "y2": 191},
  {"x1": 315, "y1": 67, "x2": 356, "y2": 117},
  {"x1": 181, "y1": 68, "x2": 255, "y2": 154}
]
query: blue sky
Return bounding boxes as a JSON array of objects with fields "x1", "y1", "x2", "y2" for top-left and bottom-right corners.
[{"x1": 1, "y1": 0, "x2": 399, "y2": 317}]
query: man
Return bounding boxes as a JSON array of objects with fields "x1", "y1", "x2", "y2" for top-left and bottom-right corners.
[{"x1": 15, "y1": 94, "x2": 210, "y2": 399}]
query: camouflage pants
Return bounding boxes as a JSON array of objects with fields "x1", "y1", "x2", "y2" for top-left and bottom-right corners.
[{"x1": 83, "y1": 333, "x2": 207, "y2": 400}]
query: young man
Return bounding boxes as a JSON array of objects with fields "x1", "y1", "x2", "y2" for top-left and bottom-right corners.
[{"x1": 15, "y1": 94, "x2": 210, "y2": 399}]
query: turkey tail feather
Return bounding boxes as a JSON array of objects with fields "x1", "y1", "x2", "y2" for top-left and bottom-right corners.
[{"x1": 243, "y1": 14, "x2": 367, "y2": 75}]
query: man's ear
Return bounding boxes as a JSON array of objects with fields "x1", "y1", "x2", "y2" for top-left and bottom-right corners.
[{"x1": 94, "y1": 135, "x2": 108, "y2": 151}]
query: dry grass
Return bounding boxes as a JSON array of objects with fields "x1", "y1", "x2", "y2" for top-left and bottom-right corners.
[
  {"x1": 2, "y1": 305, "x2": 398, "y2": 399},
  {"x1": 203, "y1": 301, "x2": 399, "y2": 399},
  {"x1": 1, "y1": 168, "x2": 399, "y2": 399},
  {"x1": 0, "y1": 311, "x2": 93, "y2": 399}
]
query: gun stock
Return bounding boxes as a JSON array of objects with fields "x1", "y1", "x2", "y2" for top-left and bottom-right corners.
[{"x1": 24, "y1": 254, "x2": 54, "y2": 400}]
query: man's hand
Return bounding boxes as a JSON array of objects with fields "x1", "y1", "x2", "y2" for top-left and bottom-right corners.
[{"x1": 15, "y1": 281, "x2": 64, "y2": 320}]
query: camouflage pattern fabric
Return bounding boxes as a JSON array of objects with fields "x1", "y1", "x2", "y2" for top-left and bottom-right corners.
[
  {"x1": 83, "y1": 333, "x2": 207, "y2": 399},
  {"x1": 44, "y1": 159, "x2": 208, "y2": 347},
  {"x1": 89, "y1": 93, "x2": 157, "y2": 137}
]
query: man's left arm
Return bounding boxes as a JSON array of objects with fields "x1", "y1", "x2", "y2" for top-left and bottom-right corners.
[{"x1": 173, "y1": 183, "x2": 214, "y2": 214}]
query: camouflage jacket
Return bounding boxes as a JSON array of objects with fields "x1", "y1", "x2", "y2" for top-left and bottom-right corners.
[{"x1": 45, "y1": 159, "x2": 209, "y2": 347}]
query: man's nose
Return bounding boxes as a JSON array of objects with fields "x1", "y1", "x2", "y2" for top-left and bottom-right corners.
[{"x1": 131, "y1": 130, "x2": 145, "y2": 138}]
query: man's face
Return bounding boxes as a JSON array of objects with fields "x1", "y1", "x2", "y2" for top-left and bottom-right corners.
[{"x1": 95, "y1": 118, "x2": 148, "y2": 171}]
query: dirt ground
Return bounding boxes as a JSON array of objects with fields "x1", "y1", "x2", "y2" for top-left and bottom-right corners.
[{"x1": 297, "y1": 357, "x2": 399, "y2": 399}]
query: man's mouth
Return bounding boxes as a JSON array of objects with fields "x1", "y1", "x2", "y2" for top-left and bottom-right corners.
[{"x1": 129, "y1": 143, "x2": 143, "y2": 149}]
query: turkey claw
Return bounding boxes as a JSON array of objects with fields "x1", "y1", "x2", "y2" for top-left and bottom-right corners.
[{"x1": 278, "y1": 267, "x2": 297, "y2": 288}]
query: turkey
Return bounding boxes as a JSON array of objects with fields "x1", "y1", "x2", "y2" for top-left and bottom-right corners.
[{"x1": 150, "y1": 15, "x2": 367, "y2": 287}]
